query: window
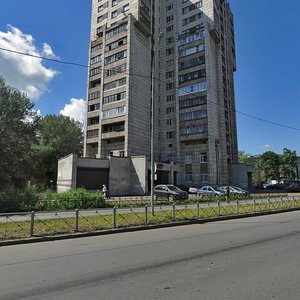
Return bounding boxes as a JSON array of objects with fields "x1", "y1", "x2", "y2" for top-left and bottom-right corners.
[
  {"x1": 87, "y1": 129, "x2": 99, "y2": 138},
  {"x1": 179, "y1": 110, "x2": 207, "y2": 121},
  {"x1": 91, "y1": 43, "x2": 102, "y2": 53},
  {"x1": 102, "y1": 106, "x2": 126, "y2": 118},
  {"x1": 90, "y1": 54, "x2": 102, "y2": 65},
  {"x1": 90, "y1": 67, "x2": 101, "y2": 76},
  {"x1": 123, "y1": 4, "x2": 129, "y2": 11},
  {"x1": 185, "y1": 173, "x2": 193, "y2": 182},
  {"x1": 103, "y1": 91, "x2": 126, "y2": 104},
  {"x1": 179, "y1": 69, "x2": 206, "y2": 83},
  {"x1": 105, "y1": 38, "x2": 127, "y2": 52},
  {"x1": 88, "y1": 91, "x2": 101, "y2": 100},
  {"x1": 104, "y1": 63, "x2": 126, "y2": 77},
  {"x1": 178, "y1": 82, "x2": 207, "y2": 96},
  {"x1": 179, "y1": 30, "x2": 204, "y2": 46},
  {"x1": 179, "y1": 95, "x2": 207, "y2": 108},
  {"x1": 112, "y1": 0, "x2": 118, "y2": 6},
  {"x1": 179, "y1": 44, "x2": 205, "y2": 58},
  {"x1": 166, "y1": 106, "x2": 175, "y2": 113},
  {"x1": 103, "y1": 77, "x2": 126, "y2": 91},
  {"x1": 200, "y1": 152, "x2": 208, "y2": 163},
  {"x1": 179, "y1": 56, "x2": 205, "y2": 70},
  {"x1": 111, "y1": 10, "x2": 118, "y2": 19},
  {"x1": 166, "y1": 82, "x2": 175, "y2": 91},
  {"x1": 105, "y1": 22, "x2": 128, "y2": 39},
  {"x1": 180, "y1": 124, "x2": 208, "y2": 135},
  {"x1": 166, "y1": 94, "x2": 175, "y2": 102},
  {"x1": 185, "y1": 155, "x2": 192, "y2": 164},
  {"x1": 104, "y1": 50, "x2": 127, "y2": 65},
  {"x1": 166, "y1": 131, "x2": 175, "y2": 139},
  {"x1": 88, "y1": 103, "x2": 100, "y2": 112}
]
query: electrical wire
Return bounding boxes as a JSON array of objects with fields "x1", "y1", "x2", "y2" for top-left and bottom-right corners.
[{"x1": 0, "y1": 46, "x2": 299, "y2": 131}]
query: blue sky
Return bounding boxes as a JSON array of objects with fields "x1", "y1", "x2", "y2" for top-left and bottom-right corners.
[{"x1": 0, "y1": 0, "x2": 299, "y2": 156}]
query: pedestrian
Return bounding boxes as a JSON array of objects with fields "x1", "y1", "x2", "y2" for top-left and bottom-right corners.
[
  {"x1": 102, "y1": 184, "x2": 108, "y2": 199},
  {"x1": 226, "y1": 186, "x2": 230, "y2": 203}
]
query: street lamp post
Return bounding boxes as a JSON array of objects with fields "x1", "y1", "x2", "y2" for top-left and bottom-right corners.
[{"x1": 150, "y1": 32, "x2": 163, "y2": 215}]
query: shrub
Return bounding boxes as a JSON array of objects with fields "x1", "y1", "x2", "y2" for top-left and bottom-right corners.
[{"x1": 36, "y1": 188, "x2": 106, "y2": 210}]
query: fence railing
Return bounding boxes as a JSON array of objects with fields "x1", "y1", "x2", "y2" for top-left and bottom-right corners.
[{"x1": 1, "y1": 196, "x2": 300, "y2": 241}]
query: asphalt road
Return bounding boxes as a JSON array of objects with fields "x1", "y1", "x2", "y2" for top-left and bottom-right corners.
[{"x1": 1, "y1": 211, "x2": 300, "y2": 299}]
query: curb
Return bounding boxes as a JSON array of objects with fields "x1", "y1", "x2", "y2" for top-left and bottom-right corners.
[{"x1": 1, "y1": 207, "x2": 300, "y2": 247}]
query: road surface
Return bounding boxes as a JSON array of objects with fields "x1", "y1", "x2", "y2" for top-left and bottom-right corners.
[{"x1": 1, "y1": 211, "x2": 300, "y2": 299}]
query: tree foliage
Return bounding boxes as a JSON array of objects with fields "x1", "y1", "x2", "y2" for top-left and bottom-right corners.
[
  {"x1": 0, "y1": 77, "x2": 40, "y2": 187},
  {"x1": 260, "y1": 151, "x2": 282, "y2": 181},
  {"x1": 32, "y1": 114, "x2": 83, "y2": 185},
  {"x1": 281, "y1": 148, "x2": 297, "y2": 180},
  {"x1": 0, "y1": 77, "x2": 84, "y2": 189}
]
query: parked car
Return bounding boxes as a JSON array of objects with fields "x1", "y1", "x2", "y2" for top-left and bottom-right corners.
[
  {"x1": 188, "y1": 186, "x2": 199, "y2": 194},
  {"x1": 176, "y1": 185, "x2": 190, "y2": 193},
  {"x1": 285, "y1": 183, "x2": 300, "y2": 193},
  {"x1": 218, "y1": 186, "x2": 250, "y2": 196},
  {"x1": 154, "y1": 184, "x2": 188, "y2": 200},
  {"x1": 197, "y1": 186, "x2": 224, "y2": 197}
]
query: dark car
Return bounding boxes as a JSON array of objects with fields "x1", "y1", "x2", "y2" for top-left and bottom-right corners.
[
  {"x1": 154, "y1": 184, "x2": 188, "y2": 200},
  {"x1": 176, "y1": 185, "x2": 189, "y2": 193},
  {"x1": 285, "y1": 183, "x2": 300, "y2": 193}
]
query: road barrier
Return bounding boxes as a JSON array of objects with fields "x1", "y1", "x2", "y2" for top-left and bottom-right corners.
[{"x1": 1, "y1": 196, "x2": 300, "y2": 241}]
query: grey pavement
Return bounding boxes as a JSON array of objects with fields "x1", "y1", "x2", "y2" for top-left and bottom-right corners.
[{"x1": 1, "y1": 211, "x2": 300, "y2": 299}]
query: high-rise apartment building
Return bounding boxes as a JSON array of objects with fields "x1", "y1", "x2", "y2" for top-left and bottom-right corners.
[{"x1": 84, "y1": 0, "x2": 238, "y2": 187}]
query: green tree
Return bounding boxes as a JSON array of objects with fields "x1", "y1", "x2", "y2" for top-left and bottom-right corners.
[
  {"x1": 238, "y1": 150, "x2": 252, "y2": 164},
  {"x1": 0, "y1": 77, "x2": 39, "y2": 187},
  {"x1": 281, "y1": 148, "x2": 297, "y2": 180},
  {"x1": 32, "y1": 114, "x2": 83, "y2": 186},
  {"x1": 260, "y1": 151, "x2": 281, "y2": 181}
]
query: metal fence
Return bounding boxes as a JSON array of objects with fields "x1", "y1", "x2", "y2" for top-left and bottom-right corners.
[{"x1": 1, "y1": 196, "x2": 300, "y2": 241}]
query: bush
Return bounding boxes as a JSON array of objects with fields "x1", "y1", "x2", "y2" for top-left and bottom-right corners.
[
  {"x1": 36, "y1": 188, "x2": 106, "y2": 211},
  {"x1": 0, "y1": 190, "x2": 22, "y2": 212}
]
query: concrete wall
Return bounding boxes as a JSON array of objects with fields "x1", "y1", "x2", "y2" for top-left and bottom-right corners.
[
  {"x1": 57, "y1": 154, "x2": 77, "y2": 192},
  {"x1": 228, "y1": 164, "x2": 255, "y2": 190},
  {"x1": 130, "y1": 156, "x2": 148, "y2": 194}
]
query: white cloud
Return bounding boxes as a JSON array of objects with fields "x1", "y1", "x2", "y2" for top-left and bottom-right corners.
[
  {"x1": 60, "y1": 98, "x2": 86, "y2": 124},
  {"x1": 263, "y1": 144, "x2": 271, "y2": 150},
  {"x1": 41, "y1": 43, "x2": 59, "y2": 59},
  {"x1": 0, "y1": 25, "x2": 57, "y2": 99}
]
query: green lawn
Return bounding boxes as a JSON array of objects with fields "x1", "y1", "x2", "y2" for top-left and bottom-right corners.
[{"x1": 1, "y1": 199, "x2": 300, "y2": 240}]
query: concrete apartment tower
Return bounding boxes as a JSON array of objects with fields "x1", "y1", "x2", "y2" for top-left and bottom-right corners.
[{"x1": 84, "y1": 0, "x2": 238, "y2": 187}]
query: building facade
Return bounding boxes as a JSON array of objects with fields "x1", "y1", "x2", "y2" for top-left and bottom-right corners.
[{"x1": 84, "y1": 0, "x2": 238, "y2": 187}]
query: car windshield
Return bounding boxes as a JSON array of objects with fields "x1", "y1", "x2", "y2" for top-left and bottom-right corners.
[
  {"x1": 232, "y1": 186, "x2": 244, "y2": 191},
  {"x1": 167, "y1": 185, "x2": 181, "y2": 192}
]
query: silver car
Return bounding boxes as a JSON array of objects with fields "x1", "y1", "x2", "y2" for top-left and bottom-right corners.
[{"x1": 197, "y1": 186, "x2": 224, "y2": 197}]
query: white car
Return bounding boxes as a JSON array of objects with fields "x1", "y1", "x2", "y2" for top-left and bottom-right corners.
[
  {"x1": 197, "y1": 186, "x2": 224, "y2": 197},
  {"x1": 188, "y1": 187, "x2": 199, "y2": 194}
]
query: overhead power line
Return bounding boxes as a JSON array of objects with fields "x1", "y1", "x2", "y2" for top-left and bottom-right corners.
[{"x1": 0, "y1": 46, "x2": 299, "y2": 132}]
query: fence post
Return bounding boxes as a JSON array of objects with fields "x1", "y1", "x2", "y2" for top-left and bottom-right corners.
[
  {"x1": 145, "y1": 205, "x2": 148, "y2": 225},
  {"x1": 30, "y1": 211, "x2": 35, "y2": 237},
  {"x1": 197, "y1": 202, "x2": 200, "y2": 220},
  {"x1": 268, "y1": 197, "x2": 271, "y2": 211},
  {"x1": 236, "y1": 200, "x2": 239, "y2": 215},
  {"x1": 253, "y1": 199, "x2": 256, "y2": 213},
  {"x1": 280, "y1": 196, "x2": 283, "y2": 209},
  {"x1": 75, "y1": 209, "x2": 79, "y2": 232},
  {"x1": 217, "y1": 201, "x2": 221, "y2": 216},
  {"x1": 293, "y1": 196, "x2": 295, "y2": 208},
  {"x1": 172, "y1": 204, "x2": 176, "y2": 222},
  {"x1": 113, "y1": 207, "x2": 117, "y2": 228}
]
